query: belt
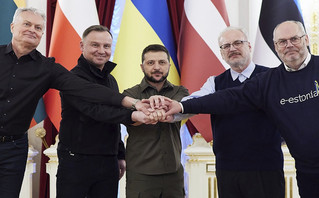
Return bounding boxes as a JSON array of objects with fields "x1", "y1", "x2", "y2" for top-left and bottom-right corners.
[{"x1": 0, "y1": 134, "x2": 25, "y2": 143}]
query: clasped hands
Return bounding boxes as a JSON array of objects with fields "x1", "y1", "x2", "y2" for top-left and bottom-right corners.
[{"x1": 131, "y1": 95, "x2": 182, "y2": 125}]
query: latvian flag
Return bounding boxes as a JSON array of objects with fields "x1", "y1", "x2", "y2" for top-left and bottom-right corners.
[{"x1": 178, "y1": 0, "x2": 230, "y2": 142}]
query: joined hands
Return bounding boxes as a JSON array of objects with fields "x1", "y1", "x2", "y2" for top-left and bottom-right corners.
[{"x1": 131, "y1": 95, "x2": 182, "y2": 124}]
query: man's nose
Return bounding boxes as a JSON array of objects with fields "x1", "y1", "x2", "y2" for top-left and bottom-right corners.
[
  {"x1": 153, "y1": 62, "x2": 160, "y2": 69},
  {"x1": 97, "y1": 46, "x2": 105, "y2": 53},
  {"x1": 286, "y1": 40, "x2": 294, "y2": 47},
  {"x1": 229, "y1": 44, "x2": 237, "y2": 51}
]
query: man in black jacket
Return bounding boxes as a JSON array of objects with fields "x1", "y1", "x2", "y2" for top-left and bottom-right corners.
[
  {"x1": 0, "y1": 7, "x2": 150, "y2": 198},
  {"x1": 57, "y1": 25, "x2": 150, "y2": 198}
]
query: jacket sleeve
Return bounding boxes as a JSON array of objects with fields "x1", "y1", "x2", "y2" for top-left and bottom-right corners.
[
  {"x1": 117, "y1": 139, "x2": 125, "y2": 160},
  {"x1": 61, "y1": 93, "x2": 134, "y2": 125},
  {"x1": 182, "y1": 75, "x2": 264, "y2": 115},
  {"x1": 50, "y1": 61, "x2": 125, "y2": 106}
]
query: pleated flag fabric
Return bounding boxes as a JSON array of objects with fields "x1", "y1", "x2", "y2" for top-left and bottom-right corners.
[
  {"x1": 178, "y1": 0, "x2": 230, "y2": 142},
  {"x1": 111, "y1": 0, "x2": 180, "y2": 92},
  {"x1": 0, "y1": 1, "x2": 18, "y2": 44},
  {"x1": 253, "y1": 0, "x2": 304, "y2": 67},
  {"x1": 43, "y1": 0, "x2": 100, "y2": 129}
]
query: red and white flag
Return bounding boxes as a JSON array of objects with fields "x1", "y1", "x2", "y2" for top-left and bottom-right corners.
[
  {"x1": 178, "y1": 0, "x2": 229, "y2": 142},
  {"x1": 43, "y1": 0, "x2": 99, "y2": 129}
]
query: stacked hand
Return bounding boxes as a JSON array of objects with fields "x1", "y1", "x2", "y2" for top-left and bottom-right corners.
[{"x1": 131, "y1": 95, "x2": 182, "y2": 124}]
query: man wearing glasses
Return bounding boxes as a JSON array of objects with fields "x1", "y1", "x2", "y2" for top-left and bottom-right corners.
[
  {"x1": 176, "y1": 26, "x2": 284, "y2": 198},
  {"x1": 166, "y1": 20, "x2": 318, "y2": 198}
]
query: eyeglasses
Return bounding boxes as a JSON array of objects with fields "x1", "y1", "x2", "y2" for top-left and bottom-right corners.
[
  {"x1": 219, "y1": 40, "x2": 248, "y2": 51},
  {"x1": 275, "y1": 35, "x2": 305, "y2": 48}
]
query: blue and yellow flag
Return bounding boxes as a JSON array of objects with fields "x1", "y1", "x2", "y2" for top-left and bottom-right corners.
[
  {"x1": 112, "y1": 0, "x2": 180, "y2": 92},
  {"x1": 0, "y1": 0, "x2": 47, "y2": 127}
]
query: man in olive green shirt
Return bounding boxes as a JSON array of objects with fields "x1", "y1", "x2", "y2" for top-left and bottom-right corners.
[{"x1": 123, "y1": 44, "x2": 189, "y2": 198}]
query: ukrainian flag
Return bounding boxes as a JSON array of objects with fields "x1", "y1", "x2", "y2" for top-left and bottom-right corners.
[
  {"x1": 112, "y1": 0, "x2": 180, "y2": 92},
  {"x1": 0, "y1": 0, "x2": 47, "y2": 127}
]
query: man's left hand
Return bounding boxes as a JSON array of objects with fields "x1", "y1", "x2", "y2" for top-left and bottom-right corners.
[{"x1": 118, "y1": 159, "x2": 126, "y2": 180}]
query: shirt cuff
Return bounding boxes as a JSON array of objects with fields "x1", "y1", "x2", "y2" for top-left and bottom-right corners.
[{"x1": 179, "y1": 102, "x2": 184, "y2": 113}]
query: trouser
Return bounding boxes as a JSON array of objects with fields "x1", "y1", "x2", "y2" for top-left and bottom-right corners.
[
  {"x1": 56, "y1": 149, "x2": 119, "y2": 198},
  {"x1": 126, "y1": 165, "x2": 185, "y2": 198},
  {"x1": 216, "y1": 169, "x2": 285, "y2": 198},
  {"x1": 0, "y1": 134, "x2": 28, "y2": 198},
  {"x1": 296, "y1": 170, "x2": 319, "y2": 198}
]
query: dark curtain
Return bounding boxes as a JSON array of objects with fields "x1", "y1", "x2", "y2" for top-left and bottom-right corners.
[
  {"x1": 45, "y1": 0, "x2": 186, "y2": 65},
  {"x1": 167, "y1": 0, "x2": 184, "y2": 49},
  {"x1": 39, "y1": 118, "x2": 57, "y2": 198},
  {"x1": 96, "y1": 0, "x2": 116, "y2": 27},
  {"x1": 41, "y1": 1, "x2": 185, "y2": 198},
  {"x1": 39, "y1": 2, "x2": 59, "y2": 198},
  {"x1": 46, "y1": 0, "x2": 115, "y2": 55},
  {"x1": 46, "y1": 0, "x2": 57, "y2": 56}
]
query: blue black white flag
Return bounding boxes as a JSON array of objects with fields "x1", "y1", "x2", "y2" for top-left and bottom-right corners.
[{"x1": 253, "y1": 0, "x2": 304, "y2": 67}]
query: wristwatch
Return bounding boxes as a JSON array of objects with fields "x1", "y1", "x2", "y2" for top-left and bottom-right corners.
[{"x1": 131, "y1": 99, "x2": 140, "y2": 110}]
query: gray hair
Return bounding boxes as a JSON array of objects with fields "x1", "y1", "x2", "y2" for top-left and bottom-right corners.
[
  {"x1": 12, "y1": 7, "x2": 46, "y2": 29},
  {"x1": 273, "y1": 20, "x2": 306, "y2": 41},
  {"x1": 218, "y1": 26, "x2": 249, "y2": 44}
]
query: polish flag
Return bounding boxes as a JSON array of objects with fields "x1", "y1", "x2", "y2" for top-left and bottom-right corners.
[
  {"x1": 179, "y1": 0, "x2": 229, "y2": 142},
  {"x1": 43, "y1": 0, "x2": 99, "y2": 129}
]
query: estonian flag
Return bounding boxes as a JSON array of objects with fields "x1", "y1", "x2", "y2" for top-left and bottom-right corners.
[{"x1": 253, "y1": 0, "x2": 304, "y2": 67}]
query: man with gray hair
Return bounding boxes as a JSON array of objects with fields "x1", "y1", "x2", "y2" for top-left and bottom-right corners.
[
  {"x1": 177, "y1": 26, "x2": 284, "y2": 198},
  {"x1": 0, "y1": 7, "x2": 149, "y2": 198},
  {"x1": 166, "y1": 20, "x2": 319, "y2": 198}
]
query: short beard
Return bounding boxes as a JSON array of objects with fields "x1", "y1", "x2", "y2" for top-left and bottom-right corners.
[
  {"x1": 229, "y1": 57, "x2": 248, "y2": 70},
  {"x1": 231, "y1": 61, "x2": 246, "y2": 69},
  {"x1": 144, "y1": 72, "x2": 168, "y2": 83}
]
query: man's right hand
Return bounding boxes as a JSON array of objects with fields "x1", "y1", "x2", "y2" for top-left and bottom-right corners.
[
  {"x1": 134, "y1": 100, "x2": 152, "y2": 115},
  {"x1": 143, "y1": 95, "x2": 172, "y2": 110},
  {"x1": 131, "y1": 111, "x2": 157, "y2": 125},
  {"x1": 165, "y1": 100, "x2": 183, "y2": 116}
]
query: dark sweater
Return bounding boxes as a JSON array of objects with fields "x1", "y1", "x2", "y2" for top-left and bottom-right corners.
[
  {"x1": 59, "y1": 55, "x2": 133, "y2": 157},
  {"x1": 182, "y1": 55, "x2": 319, "y2": 173},
  {"x1": 212, "y1": 65, "x2": 283, "y2": 170}
]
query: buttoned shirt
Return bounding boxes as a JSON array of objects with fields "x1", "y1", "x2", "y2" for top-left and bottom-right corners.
[
  {"x1": 0, "y1": 44, "x2": 124, "y2": 136},
  {"x1": 123, "y1": 78, "x2": 189, "y2": 175},
  {"x1": 176, "y1": 62, "x2": 255, "y2": 117}
]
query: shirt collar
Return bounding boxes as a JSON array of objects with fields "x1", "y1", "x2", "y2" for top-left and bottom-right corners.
[
  {"x1": 140, "y1": 77, "x2": 174, "y2": 92},
  {"x1": 230, "y1": 61, "x2": 255, "y2": 81},
  {"x1": 5, "y1": 43, "x2": 39, "y2": 60},
  {"x1": 78, "y1": 54, "x2": 117, "y2": 78},
  {"x1": 284, "y1": 52, "x2": 311, "y2": 72}
]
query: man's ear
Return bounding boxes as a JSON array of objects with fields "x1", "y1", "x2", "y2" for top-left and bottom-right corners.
[{"x1": 80, "y1": 41, "x2": 84, "y2": 52}]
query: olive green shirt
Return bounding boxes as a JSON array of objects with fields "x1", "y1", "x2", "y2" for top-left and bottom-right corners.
[{"x1": 123, "y1": 78, "x2": 189, "y2": 175}]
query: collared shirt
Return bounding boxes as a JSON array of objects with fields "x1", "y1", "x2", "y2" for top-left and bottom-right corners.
[
  {"x1": 185, "y1": 61, "x2": 255, "y2": 99},
  {"x1": 284, "y1": 52, "x2": 311, "y2": 72},
  {"x1": 230, "y1": 61, "x2": 255, "y2": 82},
  {"x1": 0, "y1": 44, "x2": 124, "y2": 136},
  {"x1": 123, "y1": 78, "x2": 189, "y2": 175},
  {"x1": 177, "y1": 62, "x2": 255, "y2": 116}
]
